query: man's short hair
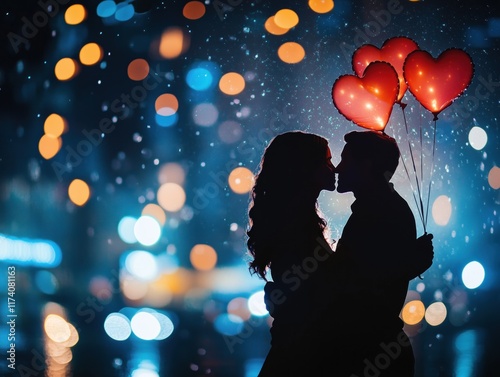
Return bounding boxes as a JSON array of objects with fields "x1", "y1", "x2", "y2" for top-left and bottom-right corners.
[{"x1": 344, "y1": 131, "x2": 400, "y2": 180}]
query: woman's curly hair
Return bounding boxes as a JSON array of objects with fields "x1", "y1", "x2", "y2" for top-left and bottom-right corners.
[{"x1": 247, "y1": 131, "x2": 330, "y2": 280}]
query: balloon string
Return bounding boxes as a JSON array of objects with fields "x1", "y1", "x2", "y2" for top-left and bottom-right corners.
[
  {"x1": 400, "y1": 106, "x2": 425, "y2": 230},
  {"x1": 424, "y1": 118, "x2": 437, "y2": 229}
]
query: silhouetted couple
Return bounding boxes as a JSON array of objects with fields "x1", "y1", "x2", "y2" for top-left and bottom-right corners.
[{"x1": 247, "y1": 131, "x2": 434, "y2": 376}]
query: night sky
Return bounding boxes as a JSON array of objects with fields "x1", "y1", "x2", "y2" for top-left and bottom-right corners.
[{"x1": 1, "y1": 0, "x2": 500, "y2": 376}]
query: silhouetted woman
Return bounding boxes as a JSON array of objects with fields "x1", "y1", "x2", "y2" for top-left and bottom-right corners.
[{"x1": 247, "y1": 131, "x2": 337, "y2": 376}]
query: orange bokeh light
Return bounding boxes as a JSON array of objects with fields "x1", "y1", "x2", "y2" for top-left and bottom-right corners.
[
  {"x1": 39, "y1": 134, "x2": 62, "y2": 159},
  {"x1": 155, "y1": 93, "x2": 179, "y2": 116},
  {"x1": 264, "y1": 16, "x2": 289, "y2": 35},
  {"x1": 190, "y1": 244, "x2": 217, "y2": 271},
  {"x1": 79, "y1": 43, "x2": 103, "y2": 66},
  {"x1": 55, "y1": 58, "x2": 78, "y2": 81},
  {"x1": 228, "y1": 167, "x2": 254, "y2": 194},
  {"x1": 274, "y1": 9, "x2": 299, "y2": 29},
  {"x1": 44, "y1": 114, "x2": 67, "y2": 137},
  {"x1": 127, "y1": 58, "x2": 149, "y2": 81},
  {"x1": 142, "y1": 203, "x2": 167, "y2": 226},
  {"x1": 183, "y1": 1, "x2": 206, "y2": 20},
  {"x1": 159, "y1": 27, "x2": 189, "y2": 59},
  {"x1": 278, "y1": 42, "x2": 306, "y2": 64},
  {"x1": 401, "y1": 300, "x2": 425, "y2": 325},
  {"x1": 65, "y1": 4, "x2": 87, "y2": 25},
  {"x1": 308, "y1": 0, "x2": 334, "y2": 14},
  {"x1": 68, "y1": 179, "x2": 90, "y2": 206},
  {"x1": 219, "y1": 72, "x2": 245, "y2": 95}
]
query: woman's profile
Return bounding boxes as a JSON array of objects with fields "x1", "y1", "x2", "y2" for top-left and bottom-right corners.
[{"x1": 246, "y1": 131, "x2": 337, "y2": 376}]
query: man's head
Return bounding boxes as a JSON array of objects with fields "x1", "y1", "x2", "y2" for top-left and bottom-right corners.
[{"x1": 336, "y1": 131, "x2": 400, "y2": 194}]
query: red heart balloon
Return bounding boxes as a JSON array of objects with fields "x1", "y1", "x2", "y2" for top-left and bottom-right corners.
[
  {"x1": 403, "y1": 48, "x2": 474, "y2": 118},
  {"x1": 352, "y1": 37, "x2": 419, "y2": 103},
  {"x1": 332, "y1": 61, "x2": 399, "y2": 131}
]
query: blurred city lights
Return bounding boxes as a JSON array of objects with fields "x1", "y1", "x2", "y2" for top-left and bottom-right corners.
[
  {"x1": 425, "y1": 302, "x2": 448, "y2": 326},
  {"x1": 468, "y1": 126, "x2": 488, "y2": 150},
  {"x1": 38, "y1": 134, "x2": 62, "y2": 159},
  {"x1": 115, "y1": 2, "x2": 135, "y2": 21},
  {"x1": 96, "y1": 1, "x2": 117, "y2": 18},
  {"x1": 133, "y1": 216, "x2": 162, "y2": 246},
  {"x1": 128, "y1": 59, "x2": 150, "y2": 81},
  {"x1": 104, "y1": 313, "x2": 132, "y2": 341},
  {"x1": 278, "y1": 42, "x2": 306, "y2": 64},
  {"x1": 214, "y1": 313, "x2": 244, "y2": 336},
  {"x1": 124, "y1": 250, "x2": 159, "y2": 281},
  {"x1": 65, "y1": 4, "x2": 87, "y2": 25},
  {"x1": 401, "y1": 300, "x2": 425, "y2": 325},
  {"x1": 432, "y1": 195, "x2": 452, "y2": 226},
  {"x1": 159, "y1": 27, "x2": 189, "y2": 59},
  {"x1": 189, "y1": 244, "x2": 217, "y2": 271},
  {"x1": 118, "y1": 216, "x2": 138, "y2": 244},
  {"x1": 186, "y1": 67, "x2": 213, "y2": 91},
  {"x1": 68, "y1": 179, "x2": 91, "y2": 206},
  {"x1": 55, "y1": 58, "x2": 78, "y2": 81},
  {"x1": 309, "y1": 0, "x2": 335, "y2": 13},
  {"x1": 228, "y1": 167, "x2": 254, "y2": 194},
  {"x1": 265, "y1": 16, "x2": 290, "y2": 35},
  {"x1": 44, "y1": 113, "x2": 67, "y2": 137},
  {"x1": 182, "y1": 1, "x2": 206, "y2": 20},
  {"x1": 247, "y1": 291, "x2": 268, "y2": 317},
  {"x1": 274, "y1": 9, "x2": 299, "y2": 29},
  {"x1": 79, "y1": 43, "x2": 104, "y2": 66},
  {"x1": 462, "y1": 261, "x2": 485, "y2": 289},
  {"x1": 157, "y1": 183, "x2": 186, "y2": 212},
  {"x1": 219, "y1": 72, "x2": 246, "y2": 95},
  {"x1": 0, "y1": 233, "x2": 62, "y2": 267},
  {"x1": 131, "y1": 311, "x2": 162, "y2": 340}
]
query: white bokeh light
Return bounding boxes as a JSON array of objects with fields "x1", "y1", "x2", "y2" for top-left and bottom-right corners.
[
  {"x1": 118, "y1": 216, "x2": 137, "y2": 244},
  {"x1": 462, "y1": 261, "x2": 485, "y2": 289},
  {"x1": 247, "y1": 290, "x2": 268, "y2": 317},
  {"x1": 131, "y1": 311, "x2": 161, "y2": 340},
  {"x1": 468, "y1": 126, "x2": 487, "y2": 150},
  {"x1": 104, "y1": 313, "x2": 132, "y2": 341},
  {"x1": 134, "y1": 216, "x2": 162, "y2": 246},
  {"x1": 125, "y1": 250, "x2": 158, "y2": 281}
]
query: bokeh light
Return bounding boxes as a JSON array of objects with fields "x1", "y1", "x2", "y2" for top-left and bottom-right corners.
[
  {"x1": 401, "y1": 300, "x2": 425, "y2": 325},
  {"x1": 219, "y1": 72, "x2": 245, "y2": 95},
  {"x1": 274, "y1": 9, "x2": 299, "y2": 29},
  {"x1": 155, "y1": 113, "x2": 178, "y2": 127},
  {"x1": 155, "y1": 93, "x2": 179, "y2": 116},
  {"x1": 152, "y1": 312, "x2": 175, "y2": 340},
  {"x1": 121, "y1": 276, "x2": 149, "y2": 301},
  {"x1": 308, "y1": 0, "x2": 335, "y2": 13},
  {"x1": 190, "y1": 244, "x2": 217, "y2": 271},
  {"x1": 186, "y1": 67, "x2": 214, "y2": 91},
  {"x1": 468, "y1": 126, "x2": 488, "y2": 150},
  {"x1": 214, "y1": 313, "x2": 244, "y2": 336},
  {"x1": 65, "y1": 4, "x2": 87, "y2": 25},
  {"x1": 157, "y1": 183, "x2": 186, "y2": 212},
  {"x1": 39, "y1": 134, "x2": 62, "y2": 159},
  {"x1": 227, "y1": 297, "x2": 251, "y2": 321},
  {"x1": 193, "y1": 103, "x2": 219, "y2": 126},
  {"x1": 68, "y1": 179, "x2": 90, "y2": 206},
  {"x1": 55, "y1": 58, "x2": 78, "y2": 81},
  {"x1": 125, "y1": 250, "x2": 159, "y2": 281},
  {"x1": 128, "y1": 59, "x2": 150, "y2": 81},
  {"x1": 228, "y1": 167, "x2": 254, "y2": 194},
  {"x1": 97, "y1": 1, "x2": 117, "y2": 18},
  {"x1": 183, "y1": 1, "x2": 206, "y2": 20},
  {"x1": 131, "y1": 311, "x2": 161, "y2": 340},
  {"x1": 44, "y1": 314, "x2": 71, "y2": 343},
  {"x1": 488, "y1": 166, "x2": 500, "y2": 189},
  {"x1": 79, "y1": 43, "x2": 104, "y2": 66},
  {"x1": 278, "y1": 42, "x2": 306, "y2": 64},
  {"x1": 44, "y1": 113, "x2": 67, "y2": 137},
  {"x1": 462, "y1": 261, "x2": 485, "y2": 289},
  {"x1": 118, "y1": 216, "x2": 138, "y2": 244},
  {"x1": 158, "y1": 162, "x2": 186, "y2": 185},
  {"x1": 104, "y1": 313, "x2": 132, "y2": 341},
  {"x1": 159, "y1": 27, "x2": 189, "y2": 59},
  {"x1": 142, "y1": 204, "x2": 167, "y2": 226},
  {"x1": 432, "y1": 195, "x2": 452, "y2": 226},
  {"x1": 425, "y1": 302, "x2": 447, "y2": 326},
  {"x1": 218, "y1": 120, "x2": 243, "y2": 144},
  {"x1": 133, "y1": 216, "x2": 162, "y2": 246},
  {"x1": 115, "y1": 2, "x2": 135, "y2": 21},
  {"x1": 248, "y1": 291, "x2": 268, "y2": 317},
  {"x1": 264, "y1": 16, "x2": 290, "y2": 35}
]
